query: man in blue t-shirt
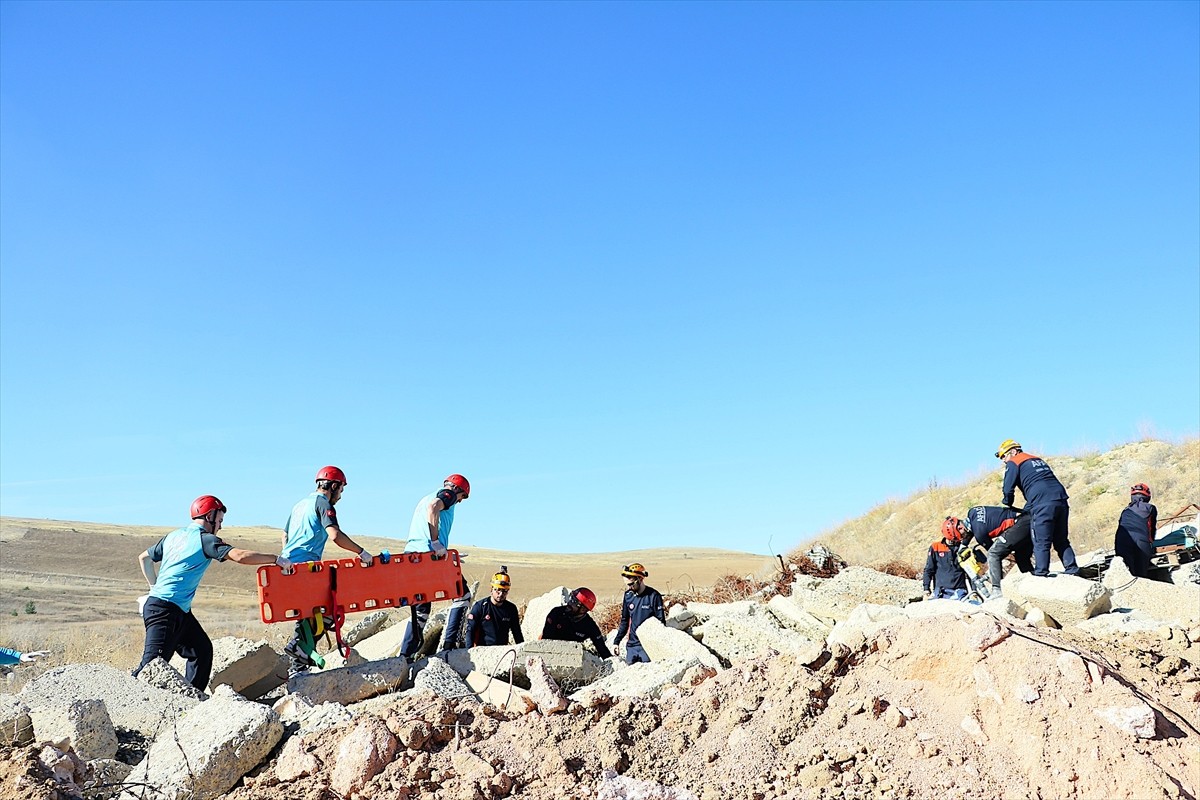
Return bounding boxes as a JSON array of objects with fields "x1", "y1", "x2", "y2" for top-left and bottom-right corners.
[
  {"x1": 281, "y1": 466, "x2": 373, "y2": 675},
  {"x1": 134, "y1": 495, "x2": 288, "y2": 690},
  {"x1": 401, "y1": 474, "x2": 470, "y2": 659}
]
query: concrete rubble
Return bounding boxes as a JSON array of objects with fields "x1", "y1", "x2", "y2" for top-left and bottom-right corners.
[
  {"x1": 1002, "y1": 572, "x2": 1112, "y2": 625},
  {"x1": 1103, "y1": 557, "x2": 1200, "y2": 626},
  {"x1": 288, "y1": 656, "x2": 412, "y2": 705},
  {"x1": 29, "y1": 697, "x2": 119, "y2": 761}
]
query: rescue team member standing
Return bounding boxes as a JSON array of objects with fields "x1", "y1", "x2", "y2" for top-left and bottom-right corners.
[
  {"x1": 541, "y1": 587, "x2": 612, "y2": 658},
  {"x1": 922, "y1": 518, "x2": 968, "y2": 600},
  {"x1": 997, "y1": 439, "x2": 1079, "y2": 577},
  {"x1": 465, "y1": 571, "x2": 524, "y2": 647},
  {"x1": 613, "y1": 563, "x2": 665, "y2": 664},
  {"x1": 1115, "y1": 483, "x2": 1158, "y2": 578},
  {"x1": 135, "y1": 496, "x2": 289, "y2": 690},
  {"x1": 963, "y1": 505, "x2": 1034, "y2": 596},
  {"x1": 280, "y1": 466, "x2": 372, "y2": 675},
  {"x1": 401, "y1": 474, "x2": 471, "y2": 659}
]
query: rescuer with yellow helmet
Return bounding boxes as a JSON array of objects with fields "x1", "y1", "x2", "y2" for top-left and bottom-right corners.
[{"x1": 612, "y1": 562, "x2": 664, "y2": 664}]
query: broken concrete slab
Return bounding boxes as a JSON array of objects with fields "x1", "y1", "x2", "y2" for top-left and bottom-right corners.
[
  {"x1": 522, "y1": 586, "x2": 570, "y2": 643},
  {"x1": 569, "y1": 657, "x2": 702, "y2": 703},
  {"x1": 798, "y1": 567, "x2": 924, "y2": 622},
  {"x1": 634, "y1": 617, "x2": 722, "y2": 671},
  {"x1": 0, "y1": 694, "x2": 33, "y2": 745},
  {"x1": 29, "y1": 697, "x2": 118, "y2": 760},
  {"x1": 202, "y1": 637, "x2": 281, "y2": 694},
  {"x1": 1003, "y1": 572, "x2": 1111, "y2": 625},
  {"x1": 684, "y1": 600, "x2": 758, "y2": 621},
  {"x1": 463, "y1": 670, "x2": 536, "y2": 713},
  {"x1": 288, "y1": 657, "x2": 412, "y2": 705},
  {"x1": 343, "y1": 610, "x2": 392, "y2": 646},
  {"x1": 120, "y1": 685, "x2": 283, "y2": 800},
  {"x1": 413, "y1": 655, "x2": 478, "y2": 703},
  {"x1": 21, "y1": 664, "x2": 200, "y2": 743},
  {"x1": 137, "y1": 657, "x2": 206, "y2": 699},
  {"x1": 1103, "y1": 558, "x2": 1200, "y2": 626},
  {"x1": 355, "y1": 618, "x2": 413, "y2": 660},
  {"x1": 826, "y1": 604, "x2": 906, "y2": 651},
  {"x1": 665, "y1": 604, "x2": 697, "y2": 631},
  {"x1": 766, "y1": 594, "x2": 834, "y2": 641},
  {"x1": 525, "y1": 656, "x2": 569, "y2": 714},
  {"x1": 698, "y1": 605, "x2": 823, "y2": 666}
]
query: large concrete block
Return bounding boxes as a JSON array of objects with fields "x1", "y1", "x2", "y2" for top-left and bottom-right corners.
[
  {"x1": 826, "y1": 604, "x2": 906, "y2": 651},
  {"x1": 524, "y1": 657, "x2": 568, "y2": 714},
  {"x1": 206, "y1": 637, "x2": 281, "y2": 694},
  {"x1": 21, "y1": 665, "x2": 200, "y2": 742},
  {"x1": 120, "y1": 685, "x2": 283, "y2": 800},
  {"x1": 520, "y1": 639, "x2": 609, "y2": 688},
  {"x1": 521, "y1": 587, "x2": 570, "y2": 643},
  {"x1": 1103, "y1": 558, "x2": 1200, "y2": 626},
  {"x1": 569, "y1": 657, "x2": 701, "y2": 703},
  {"x1": 699, "y1": 605, "x2": 823, "y2": 666},
  {"x1": 635, "y1": 617, "x2": 722, "y2": 671},
  {"x1": 766, "y1": 594, "x2": 834, "y2": 641},
  {"x1": 413, "y1": 655, "x2": 478, "y2": 703},
  {"x1": 355, "y1": 618, "x2": 413, "y2": 660},
  {"x1": 343, "y1": 610, "x2": 393, "y2": 646},
  {"x1": 800, "y1": 567, "x2": 924, "y2": 622},
  {"x1": 463, "y1": 671, "x2": 536, "y2": 713},
  {"x1": 1004, "y1": 573, "x2": 1112, "y2": 625},
  {"x1": 29, "y1": 698, "x2": 118, "y2": 760},
  {"x1": 239, "y1": 652, "x2": 289, "y2": 700},
  {"x1": 445, "y1": 643, "x2": 525, "y2": 683},
  {"x1": 288, "y1": 657, "x2": 412, "y2": 705}
]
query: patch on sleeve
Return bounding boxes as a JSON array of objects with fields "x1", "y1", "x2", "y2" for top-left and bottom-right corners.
[{"x1": 436, "y1": 489, "x2": 457, "y2": 508}]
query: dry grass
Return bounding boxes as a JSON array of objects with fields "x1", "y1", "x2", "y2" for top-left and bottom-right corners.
[{"x1": 793, "y1": 438, "x2": 1199, "y2": 572}]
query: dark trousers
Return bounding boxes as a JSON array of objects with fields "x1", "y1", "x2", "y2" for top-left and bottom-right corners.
[
  {"x1": 401, "y1": 603, "x2": 432, "y2": 659},
  {"x1": 1031, "y1": 501, "x2": 1078, "y2": 576},
  {"x1": 988, "y1": 516, "x2": 1035, "y2": 588},
  {"x1": 134, "y1": 597, "x2": 212, "y2": 691},
  {"x1": 624, "y1": 643, "x2": 650, "y2": 664}
]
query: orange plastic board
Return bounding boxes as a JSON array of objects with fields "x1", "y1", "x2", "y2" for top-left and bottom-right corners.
[{"x1": 257, "y1": 550, "x2": 465, "y2": 624}]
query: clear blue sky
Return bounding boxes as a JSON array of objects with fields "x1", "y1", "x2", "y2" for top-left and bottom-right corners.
[{"x1": 2, "y1": 1, "x2": 1197, "y2": 555}]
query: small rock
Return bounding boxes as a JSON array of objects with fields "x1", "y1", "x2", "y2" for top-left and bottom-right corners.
[{"x1": 884, "y1": 706, "x2": 906, "y2": 728}]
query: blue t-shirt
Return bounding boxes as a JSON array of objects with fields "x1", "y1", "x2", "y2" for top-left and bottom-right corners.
[
  {"x1": 282, "y1": 492, "x2": 339, "y2": 563},
  {"x1": 147, "y1": 522, "x2": 233, "y2": 612},
  {"x1": 404, "y1": 491, "x2": 455, "y2": 553},
  {"x1": 0, "y1": 646, "x2": 23, "y2": 666}
]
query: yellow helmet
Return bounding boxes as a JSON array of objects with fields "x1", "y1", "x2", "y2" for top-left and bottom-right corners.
[
  {"x1": 621, "y1": 562, "x2": 649, "y2": 579},
  {"x1": 491, "y1": 572, "x2": 511, "y2": 590},
  {"x1": 995, "y1": 439, "x2": 1021, "y2": 459}
]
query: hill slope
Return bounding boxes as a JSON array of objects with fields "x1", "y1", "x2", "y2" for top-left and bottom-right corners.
[{"x1": 794, "y1": 438, "x2": 1199, "y2": 569}]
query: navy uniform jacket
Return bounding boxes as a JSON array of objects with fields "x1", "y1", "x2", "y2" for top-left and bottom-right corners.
[
  {"x1": 966, "y1": 505, "x2": 1022, "y2": 549},
  {"x1": 923, "y1": 540, "x2": 967, "y2": 593},
  {"x1": 613, "y1": 586, "x2": 665, "y2": 648},
  {"x1": 1114, "y1": 498, "x2": 1158, "y2": 573},
  {"x1": 465, "y1": 598, "x2": 524, "y2": 647},
  {"x1": 1002, "y1": 452, "x2": 1069, "y2": 508},
  {"x1": 541, "y1": 605, "x2": 612, "y2": 658}
]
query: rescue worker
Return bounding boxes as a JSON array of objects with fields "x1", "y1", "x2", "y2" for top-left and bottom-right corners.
[
  {"x1": 401, "y1": 474, "x2": 471, "y2": 659},
  {"x1": 135, "y1": 496, "x2": 289, "y2": 690},
  {"x1": 922, "y1": 517, "x2": 969, "y2": 600},
  {"x1": 465, "y1": 571, "x2": 523, "y2": 647},
  {"x1": 612, "y1": 563, "x2": 665, "y2": 664},
  {"x1": 1114, "y1": 483, "x2": 1158, "y2": 578},
  {"x1": 997, "y1": 439, "x2": 1079, "y2": 577},
  {"x1": 963, "y1": 505, "x2": 1034, "y2": 597},
  {"x1": 280, "y1": 466, "x2": 373, "y2": 676},
  {"x1": 541, "y1": 587, "x2": 612, "y2": 658}
]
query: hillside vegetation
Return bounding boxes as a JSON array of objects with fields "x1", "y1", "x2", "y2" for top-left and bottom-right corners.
[{"x1": 793, "y1": 438, "x2": 1199, "y2": 569}]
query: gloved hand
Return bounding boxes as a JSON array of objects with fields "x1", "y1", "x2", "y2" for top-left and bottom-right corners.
[
  {"x1": 431, "y1": 543, "x2": 448, "y2": 559},
  {"x1": 19, "y1": 651, "x2": 49, "y2": 663},
  {"x1": 359, "y1": 549, "x2": 373, "y2": 567},
  {"x1": 276, "y1": 555, "x2": 294, "y2": 573}
]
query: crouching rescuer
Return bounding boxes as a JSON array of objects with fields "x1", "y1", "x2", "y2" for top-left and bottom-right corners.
[
  {"x1": 541, "y1": 587, "x2": 612, "y2": 658},
  {"x1": 922, "y1": 518, "x2": 969, "y2": 600}
]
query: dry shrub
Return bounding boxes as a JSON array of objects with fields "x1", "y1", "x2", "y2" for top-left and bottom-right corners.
[
  {"x1": 791, "y1": 554, "x2": 843, "y2": 580},
  {"x1": 875, "y1": 560, "x2": 919, "y2": 580},
  {"x1": 594, "y1": 601, "x2": 622, "y2": 634}
]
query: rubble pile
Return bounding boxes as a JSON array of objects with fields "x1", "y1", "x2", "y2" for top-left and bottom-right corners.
[{"x1": 2, "y1": 557, "x2": 1197, "y2": 800}]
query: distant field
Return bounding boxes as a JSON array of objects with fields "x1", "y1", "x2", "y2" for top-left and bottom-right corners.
[{"x1": 0, "y1": 516, "x2": 773, "y2": 669}]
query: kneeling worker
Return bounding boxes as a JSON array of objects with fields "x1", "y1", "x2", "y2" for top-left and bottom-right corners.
[
  {"x1": 964, "y1": 505, "x2": 1034, "y2": 597},
  {"x1": 541, "y1": 587, "x2": 612, "y2": 658},
  {"x1": 465, "y1": 570, "x2": 524, "y2": 647},
  {"x1": 923, "y1": 518, "x2": 969, "y2": 600}
]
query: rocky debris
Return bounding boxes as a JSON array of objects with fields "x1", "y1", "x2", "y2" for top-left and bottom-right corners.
[
  {"x1": 271, "y1": 694, "x2": 353, "y2": 737},
  {"x1": 765, "y1": 593, "x2": 835, "y2": 640},
  {"x1": 695, "y1": 604, "x2": 823, "y2": 666},
  {"x1": 683, "y1": 600, "x2": 759, "y2": 621},
  {"x1": 1002, "y1": 572, "x2": 1112, "y2": 624},
  {"x1": 29, "y1": 698, "x2": 118, "y2": 760},
  {"x1": 120, "y1": 685, "x2": 283, "y2": 800},
  {"x1": 86, "y1": 757, "x2": 133, "y2": 800},
  {"x1": 287, "y1": 656, "x2": 411, "y2": 705},
  {"x1": 329, "y1": 715, "x2": 397, "y2": 798},
  {"x1": 1104, "y1": 557, "x2": 1200, "y2": 626},
  {"x1": 201, "y1": 637, "x2": 281, "y2": 694},
  {"x1": 413, "y1": 654, "x2": 476, "y2": 703},
  {"x1": 664, "y1": 604, "x2": 696, "y2": 631},
  {"x1": 635, "y1": 617, "x2": 722, "y2": 671},
  {"x1": 522, "y1": 586, "x2": 570, "y2": 643},
  {"x1": 445, "y1": 640, "x2": 609, "y2": 690},
  {"x1": 524, "y1": 657, "x2": 569, "y2": 714},
  {"x1": 136, "y1": 657, "x2": 207, "y2": 700},
  {"x1": 463, "y1": 670, "x2": 536, "y2": 713},
  {"x1": 342, "y1": 610, "x2": 392, "y2": 645},
  {"x1": 353, "y1": 617, "x2": 413, "y2": 660},
  {"x1": 570, "y1": 658, "x2": 703, "y2": 704},
  {"x1": 37, "y1": 743, "x2": 90, "y2": 795},
  {"x1": 793, "y1": 566, "x2": 924, "y2": 622},
  {"x1": 1, "y1": 694, "x2": 34, "y2": 746},
  {"x1": 21, "y1": 664, "x2": 201, "y2": 743}
]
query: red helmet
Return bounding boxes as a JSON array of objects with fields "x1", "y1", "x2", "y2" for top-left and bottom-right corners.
[
  {"x1": 570, "y1": 587, "x2": 597, "y2": 611},
  {"x1": 316, "y1": 466, "x2": 347, "y2": 485},
  {"x1": 942, "y1": 517, "x2": 963, "y2": 544},
  {"x1": 1130, "y1": 483, "x2": 1151, "y2": 498},
  {"x1": 445, "y1": 474, "x2": 470, "y2": 498},
  {"x1": 190, "y1": 495, "x2": 227, "y2": 520}
]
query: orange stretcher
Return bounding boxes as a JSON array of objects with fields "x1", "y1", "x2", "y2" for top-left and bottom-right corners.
[{"x1": 256, "y1": 550, "x2": 466, "y2": 625}]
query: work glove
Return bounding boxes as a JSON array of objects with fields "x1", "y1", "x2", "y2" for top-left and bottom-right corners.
[
  {"x1": 431, "y1": 542, "x2": 449, "y2": 559},
  {"x1": 19, "y1": 651, "x2": 49, "y2": 663},
  {"x1": 359, "y1": 549, "x2": 373, "y2": 567},
  {"x1": 276, "y1": 555, "x2": 294, "y2": 573}
]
